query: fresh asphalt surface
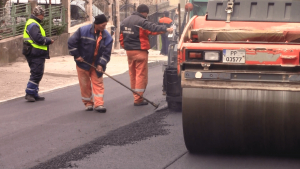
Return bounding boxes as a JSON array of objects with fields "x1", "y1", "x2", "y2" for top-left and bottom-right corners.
[{"x1": 1, "y1": 62, "x2": 300, "y2": 169}]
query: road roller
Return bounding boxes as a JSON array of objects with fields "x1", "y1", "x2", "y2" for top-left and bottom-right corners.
[{"x1": 165, "y1": 0, "x2": 300, "y2": 155}]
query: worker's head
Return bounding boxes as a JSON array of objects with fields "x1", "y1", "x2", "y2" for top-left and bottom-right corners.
[
  {"x1": 94, "y1": 14, "x2": 108, "y2": 32},
  {"x1": 33, "y1": 6, "x2": 45, "y2": 20},
  {"x1": 137, "y1": 4, "x2": 149, "y2": 18},
  {"x1": 164, "y1": 11, "x2": 169, "y2": 17}
]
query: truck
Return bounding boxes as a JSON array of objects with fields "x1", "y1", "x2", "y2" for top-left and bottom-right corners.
[{"x1": 164, "y1": 0, "x2": 300, "y2": 154}]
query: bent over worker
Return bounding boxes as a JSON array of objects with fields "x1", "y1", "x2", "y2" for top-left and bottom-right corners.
[
  {"x1": 158, "y1": 11, "x2": 173, "y2": 55},
  {"x1": 120, "y1": 4, "x2": 173, "y2": 106},
  {"x1": 23, "y1": 6, "x2": 54, "y2": 102},
  {"x1": 68, "y1": 14, "x2": 113, "y2": 113}
]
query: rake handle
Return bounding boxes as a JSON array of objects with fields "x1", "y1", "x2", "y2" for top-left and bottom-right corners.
[{"x1": 82, "y1": 61, "x2": 159, "y2": 109}]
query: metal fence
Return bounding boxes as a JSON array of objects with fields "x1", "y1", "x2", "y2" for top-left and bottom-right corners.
[
  {"x1": 0, "y1": 3, "x2": 31, "y2": 40},
  {"x1": 148, "y1": 9, "x2": 159, "y2": 49},
  {"x1": 0, "y1": 2, "x2": 66, "y2": 40},
  {"x1": 119, "y1": 3, "x2": 135, "y2": 21},
  {"x1": 42, "y1": 5, "x2": 67, "y2": 36}
]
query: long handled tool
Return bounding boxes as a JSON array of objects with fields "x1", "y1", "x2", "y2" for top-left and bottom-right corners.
[{"x1": 82, "y1": 60, "x2": 159, "y2": 109}]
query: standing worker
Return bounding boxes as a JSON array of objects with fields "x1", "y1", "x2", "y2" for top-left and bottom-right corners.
[
  {"x1": 120, "y1": 4, "x2": 173, "y2": 106},
  {"x1": 68, "y1": 14, "x2": 113, "y2": 113},
  {"x1": 158, "y1": 11, "x2": 173, "y2": 56},
  {"x1": 23, "y1": 6, "x2": 54, "y2": 102}
]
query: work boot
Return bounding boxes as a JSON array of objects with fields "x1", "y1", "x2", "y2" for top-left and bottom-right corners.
[
  {"x1": 34, "y1": 95, "x2": 45, "y2": 101},
  {"x1": 25, "y1": 94, "x2": 36, "y2": 102},
  {"x1": 94, "y1": 105, "x2": 106, "y2": 113},
  {"x1": 134, "y1": 100, "x2": 148, "y2": 106},
  {"x1": 85, "y1": 105, "x2": 93, "y2": 111}
]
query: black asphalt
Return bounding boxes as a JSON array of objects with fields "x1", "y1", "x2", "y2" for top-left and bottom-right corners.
[
  {"x1": 0, "y1": 61, "x2": 168, "y2": 169},
  {"x1": 2, "y1": 61, "x2": 300, "y2": 169}
]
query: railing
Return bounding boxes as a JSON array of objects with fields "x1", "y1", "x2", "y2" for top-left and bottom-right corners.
[
  {"x1": 0, "y1": 3, "x2": 31, "y2": 40},
  {"x1": 0, "y1": 3, "x2": 67, "y2": 40},
  {"x1": 42, "y1": 5, "x2": 67, "y2": 37}
]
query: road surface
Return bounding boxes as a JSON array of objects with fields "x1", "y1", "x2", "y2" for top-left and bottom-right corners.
[{"x1": 1, "y1": 62, "x2": 300, "y2": 169}]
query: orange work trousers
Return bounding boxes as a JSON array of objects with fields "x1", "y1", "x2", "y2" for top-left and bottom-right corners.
[
  {"x1": 76, "y1": 65, "x2": 104, "y2": 107},
  {"x1": 126, "y1": 50, "x2": 148, "y2": 104}
]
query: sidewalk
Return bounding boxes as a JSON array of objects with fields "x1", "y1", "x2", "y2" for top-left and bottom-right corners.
[{"x1": 0, "y1": 49, "x2": 167, "y2": 103}]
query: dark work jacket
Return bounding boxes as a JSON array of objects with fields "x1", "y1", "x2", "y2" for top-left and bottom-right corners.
[
  {"x1": 68, "y1": 24, "x2": 113, "y2": 77},
  {"x1": 120, "y1": 12, "x2": 167, "y2": 50},
  {"x1": 25, "y1": 15, "x2": 52, "y2": 59}
]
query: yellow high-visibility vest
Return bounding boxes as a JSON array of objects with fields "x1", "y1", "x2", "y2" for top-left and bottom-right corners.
[{"x1": 23, "y1": 18, "x2": 47, "y2": 50}]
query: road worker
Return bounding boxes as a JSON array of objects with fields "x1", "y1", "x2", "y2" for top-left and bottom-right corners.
[
  {"x1": 23, "y1": 6, "x2": 54, "y2": 102},
  {"x1": 158, "y1": 11, "x2": 173, "y2": 56},
  {"x1": 120, "y1": 4, "x2": 173, "y2": 106},
  {"x1": 68, "y1": 14, "x2": 113, "y2": 113}
]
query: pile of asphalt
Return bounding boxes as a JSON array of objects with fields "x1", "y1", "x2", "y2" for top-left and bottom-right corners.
[{"x1": 30, "y1": 108, "x2": 170, "y2": 169}]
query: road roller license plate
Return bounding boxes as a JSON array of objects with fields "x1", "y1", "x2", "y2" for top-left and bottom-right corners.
[{"x1": 223, "y1": 49, "x2": 245, "y2": 63}]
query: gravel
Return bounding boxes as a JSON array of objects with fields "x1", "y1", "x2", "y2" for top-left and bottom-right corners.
[{"x1": 30, "y1": 108, "x2": 170, "y2": 169}]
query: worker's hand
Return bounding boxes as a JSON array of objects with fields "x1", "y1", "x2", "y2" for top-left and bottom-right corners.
[
  {"x1": 51, "y1": 39, "x2": 54, "y2": 44},
  {"x1": 97, "y1": 65, "x2": 103, "y2": 73},
  {"x1": 166, "y1": 27, "x2": 173, "y2": 33},
  {"x1": 75, "y1": 56, "x2": 84, "y2": 62}
]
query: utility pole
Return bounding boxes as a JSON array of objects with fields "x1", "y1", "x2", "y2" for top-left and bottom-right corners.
[
  {"x1": 156, "y1": 0, "x2": 158, "y2": 13},
  {"x1": 156, "y1": 0, "x2": 159, "y2": 50},
  {"x1": 180, "y1": 0, "x2": 185, "y2": 27},
  {"x1": 61, "y1": 0, "x2": 70, "y2": 33},
  {"x1": 28, "y1": 0, "x2": 37, "y2": 13},
  {"x1": 87, "y1": 0, "x2": 93, "y2": 22},
  {"x1": 115, "y1": 0, "x2": 120, "y2": 49},
  {"x1": 135, "y1": 0, "x2": 139, "y2": 9},
  {"x1": 108, "y1": 0, "x2": 114, "y2": 51},
  {"x1": 108, "y1": 0, "x2": 113, "y2": 25}
]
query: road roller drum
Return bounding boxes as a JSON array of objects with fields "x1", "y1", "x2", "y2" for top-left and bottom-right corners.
[{"x1": 182, "y1": 88, "x2": 300, "y2": 155}]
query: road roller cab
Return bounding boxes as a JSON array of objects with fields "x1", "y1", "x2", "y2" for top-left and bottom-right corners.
[{"x1": 173, "y1": 0, "x2": 300, "y2": 154}]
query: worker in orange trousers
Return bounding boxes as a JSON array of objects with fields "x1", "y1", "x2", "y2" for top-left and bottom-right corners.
[
  {"x1": 159, "y1": 11, "x2": 173, "y2": 55},
  {"x1": 120, "y1": 4, "x2": 173, "y2": 106},
  {"x1": 68, "y1": 14, "x2": 113, "y2": 112}
]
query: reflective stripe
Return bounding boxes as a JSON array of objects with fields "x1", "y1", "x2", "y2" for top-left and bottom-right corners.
[
  {"x1": 133, "y1": 89, "x2": 145, "y2": 92},
  {"x1": 29, "y1": 80, "x2": 38, "y2": 85},
  {"x1": 23, "y1": 38, "x2": 31, "y2": 41},
  {"x1": 82, "y1": 96, "x2": 92, "y2": 101},
  {"x1": 69, "y1": 48, "x2": 77, "y2": 52},
  {"x1": 101, "y1": 57, "x2": 107, "y2": 62},
  {"x1": 26, "y1": 88, "x2": 35, "y2": 91},
  {"x1": 81, "y1": 36, "x2": 96, "y2": 41},
  {"x1": 43, "y1": 39, "x2": 47, "y2": 45},
  {"x1": 94, "y1": 94, "x2": 103, "y2": 97}
]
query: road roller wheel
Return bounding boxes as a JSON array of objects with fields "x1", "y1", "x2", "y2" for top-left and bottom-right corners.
[
  {"x1": 167, "y1": 101, "x2": 182, "y2": 112},
  {"x1": 182, "y1": 87, "x2": 300, "y2": 155}
]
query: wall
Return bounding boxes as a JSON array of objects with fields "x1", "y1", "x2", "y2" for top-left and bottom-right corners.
[
  {"x1": 0, "y1": 22, "x2": 116, "y2": 66},
  {"x1": 0, "y1": 35, "x2": 24, "y2": 64},
  {"x1": 49, "y1": 33, "x2": 70, "y2": 57},
  {"x1": 0, "y1": 32, "x2": 70, "y2": 66}
]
